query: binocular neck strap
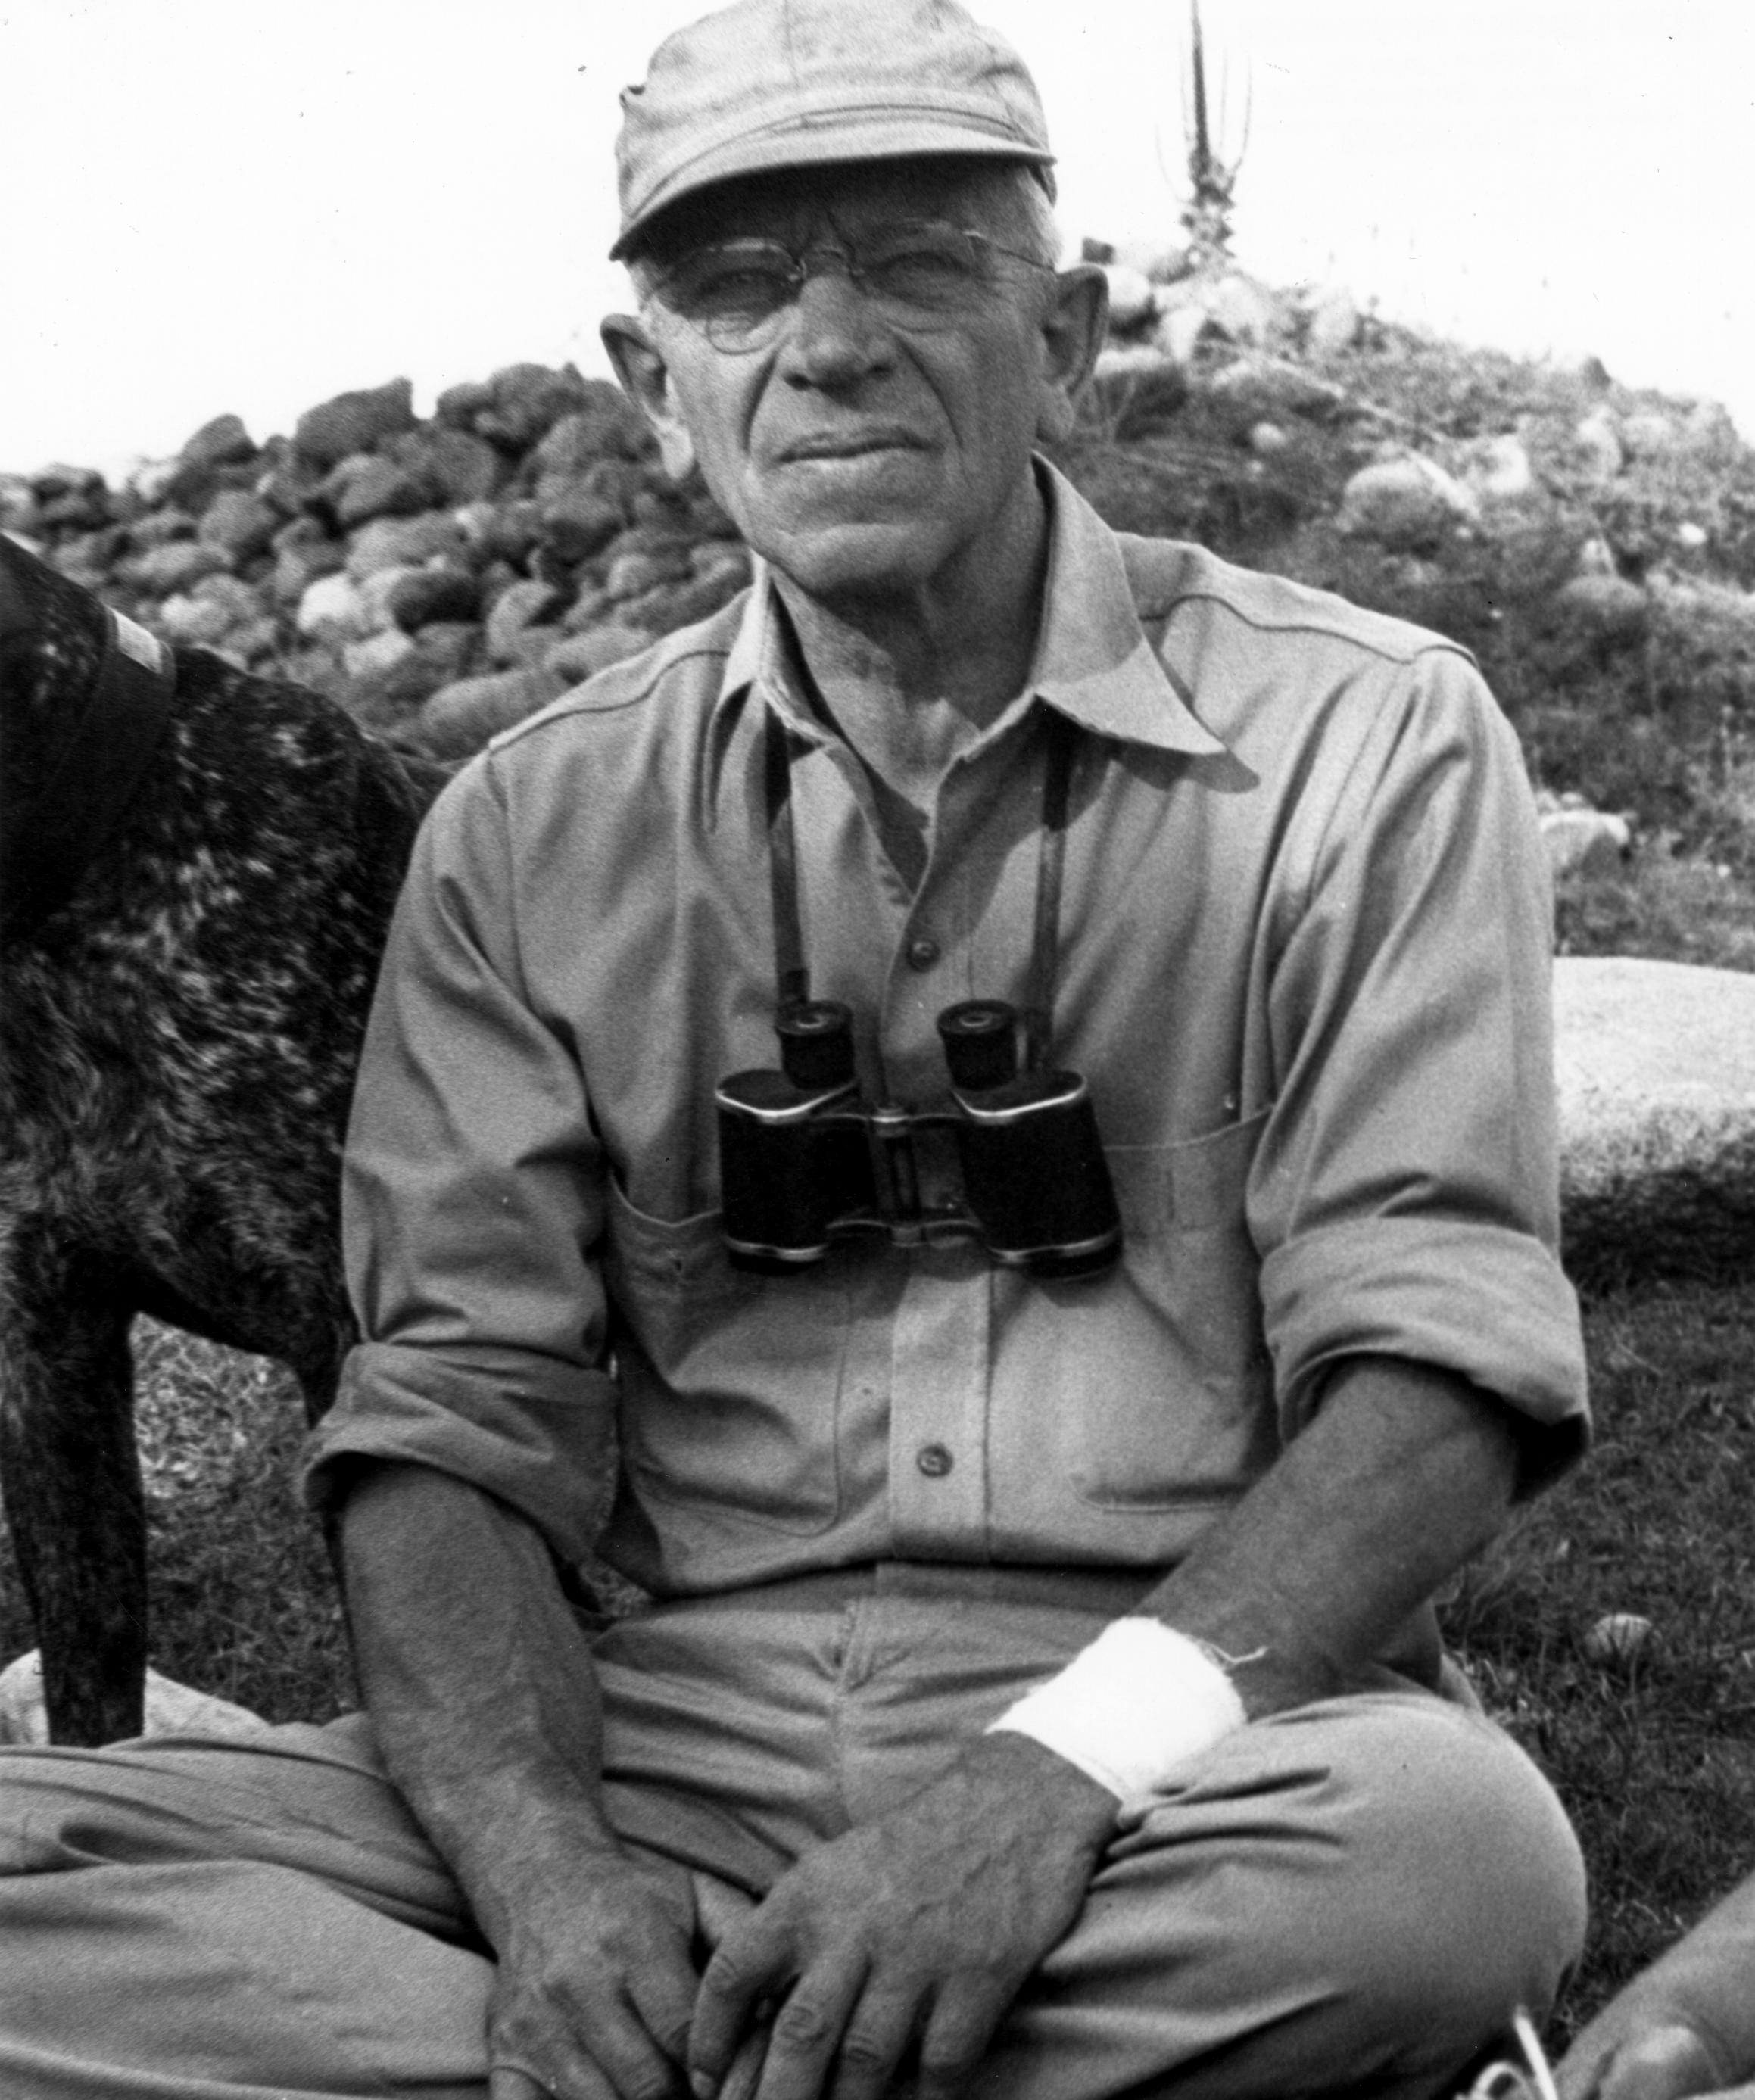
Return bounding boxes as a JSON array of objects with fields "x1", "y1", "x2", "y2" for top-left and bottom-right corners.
[
  {"x1": 1023, "y1": 708, "x2": 1076, "y2": 1071},
  {"x1": 765, "y1": 715, "x2": 812, "y2": 1008},
  {"x1": 762, "y1": 705, "x2": 1080, "y2": 1070}
]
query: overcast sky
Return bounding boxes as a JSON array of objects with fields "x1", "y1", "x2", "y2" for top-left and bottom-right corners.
[{"x1": 3, "y1": 0, "x2": 1750, "y2": 481}]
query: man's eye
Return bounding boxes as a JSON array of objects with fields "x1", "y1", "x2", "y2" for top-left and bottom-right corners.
[
  {"x1": 862, "y1": 238, "x2": 978, "y2": 304},
  {"x1": 703, "y1": 267, "x2": 790, "y2": 308},
  {"x1": 672, "y1": 253, "x2": 792, "y2": 315}
]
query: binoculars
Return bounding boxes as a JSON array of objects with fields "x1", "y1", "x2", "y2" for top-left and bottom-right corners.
[{"x1": 715, "y1": 999, "x2": 1122, "y2": 1279}]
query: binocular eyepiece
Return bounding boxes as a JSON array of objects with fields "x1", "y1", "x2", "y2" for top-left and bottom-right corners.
[{"x1": 715, "y1": 999, "x2": 1122, "y2": 1279}]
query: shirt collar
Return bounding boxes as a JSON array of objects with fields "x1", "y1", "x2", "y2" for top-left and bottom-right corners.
[{"x1": 712, "y1": 456, "x2": 1227, "y2": 769}]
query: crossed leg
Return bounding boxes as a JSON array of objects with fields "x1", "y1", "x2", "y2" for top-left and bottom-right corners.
[{"x1": 0, "y1": 1586, "x2": 1585, "y2": 2099}]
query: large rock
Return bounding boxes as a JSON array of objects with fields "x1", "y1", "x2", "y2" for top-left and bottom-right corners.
[
  {"x1": 415, "y1": 663, "x2": 571, "y2": 759},
  {"x1": 1551, "y1": 572, "x2": 1648, "y2": 645},
  {"x1": 294, "y1": 378, "x2": 418, "y2": 470},
  {"x1": 0, "y1": 1650, "x2": 265, "y2": 1746},
  {"x1": 178, "y1": 413, "x2": 257, "y2": 471},
  {"x1": 1336, "y1": 454, "x2": 1480, "y2": 550},
  {"x1": 1555, "y1": 957, "x2": 1755, "y2": 1288},
  {"x1": 323, "y1": 452, "x2": 435, "y2": 528}
]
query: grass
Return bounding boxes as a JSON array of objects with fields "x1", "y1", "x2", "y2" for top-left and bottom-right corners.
[
  {"x1": 1443, "y1": 1279, "x2": 1755, "y2": 2035},
  {"x1": 5, "y1": 1280, "x2": 1755, "y2": 2045},
  {"x1": 1555, "y1": 849, "x2": 1755, "y2": 973},
  {"x1": 0, "y1": 1324, "x2": 354, "y2": 1727}
]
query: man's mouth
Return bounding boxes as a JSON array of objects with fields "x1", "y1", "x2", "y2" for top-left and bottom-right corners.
[{"x1": 779, "y1": 429, "x2": 928, "y2": 463}]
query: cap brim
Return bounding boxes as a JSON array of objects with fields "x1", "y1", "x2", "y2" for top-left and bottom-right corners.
[{"x1": 611, "y1": 124, "x2": 1055, "y2": 259}]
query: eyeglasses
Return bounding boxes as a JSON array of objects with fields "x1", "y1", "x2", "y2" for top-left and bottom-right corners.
[{"x1": 650, "y1": 220, "x2": 1053, "y2": 352}]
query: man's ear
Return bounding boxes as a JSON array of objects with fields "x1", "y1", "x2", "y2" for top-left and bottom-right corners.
[
  {"x1": 1034, "y1": 265, "x2": 1109, "y2": 447},
  {"x1": 601, "y1": 313, "x2": 698, "y2": 481}
]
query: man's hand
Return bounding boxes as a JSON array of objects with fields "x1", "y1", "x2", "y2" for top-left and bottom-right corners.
[
  {"x1": 1557, "y1": 2009, "x2": 1730, "y2": 2100},
  {"x1": 1555, "y1": 1868, "x2": 1755, "y2": 2100},
  {"x1": 338, "y1": 1463, "x2": 736, "y2": 2100},
  {"x1": 485, "y1": 1842, "x2": 700, "y2": 2100},
  {"x1": 688, "y1": 1731, "x2": 1116, "y2": 2100}
]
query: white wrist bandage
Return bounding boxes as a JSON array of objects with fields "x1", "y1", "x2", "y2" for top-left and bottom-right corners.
[{"x1": 987, "y1": 1617, "x2": 1249, "y2": 1801}]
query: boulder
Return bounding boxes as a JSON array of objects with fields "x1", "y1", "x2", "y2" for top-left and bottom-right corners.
[
  {"x1": 198, "y1": 488, "x2": 281, "y2": 563},
  {"x1": 1455, "y1": 434, "x2": 1535, "y2": 503},
  {"x1": 543, "y1": 624, "x2": 652, "y2": 684},
  {"x1": 414, "y1": 663, "x2": 572, "y2": 759},
  {"x1": 155, "y1": 575, "x2": 267, "y2": 649},
  {"x1": 294, "y1": 379, "x2": 417, "y2": 470},
  {"x1": 1336, "y1": 455, "x2": 1480, "y2": 550},
  {"x1": 1303, "y1": 283, "x2": 1361, "y2": 357},
  {"x1": 121, "y1": 539, "x2": 234, "y2": 596},
  {"x1": 1573, "y1": 409, "x2": 1626, "y2": 481},
  {"x1": 486, "y1": 576, "x2": 567, "y2": 665},
  {"x1": 1541, "y1": 805, "x2": 1632, "y2": 878},
  {"x1": 463, "y1": 363, "x2": 593, "y2": 453},
  {"x1": 1101, "y1": 263, "x2": 1157, "y2": 333},
  {"x1": 605, "y1": 541, "x2": 693, "y2": 603},
  {"x1": 355, "y1": 563, "x2": 429, "y2": 635},
  {"x1": 389, "y1": 425, "x2": 507, "y2": 508},
  {"x1": 538, "y1": 486, "x2": 626, "y2": 565},
  {"x1": 1551, "y1": 572, "x2": 1648, "y2": 646},
  {"x1": 339, "y1": 621, "x2": 481, "y2": 731},
  {"x1": 529, "y1": 389, "x2": 653, "y2": 475},
  {"x1": 1183, "y1": 271, "x2": 1286, "y2": 347},
  {"x1": 1206, "y1": 354, "x2": 1347, "y2": 425},
  {"x1": 385, "y1": 564, "x2": 482, "y2": 632},
  {"x1": 1554, "y1": 956, "x2": 1755, "y2": 1288},
  {"x1": 1620, "y1": 409, "x2": 1685, "y2": 460},
  {"x1": 296, "y1": 571, "x2": 371, "y2": 647},
  {"x1": 33, "y1": 466, "x2": 112, "y2": 533},
  {"x1": 179, "y1": 413, "x2": 257, "y2": 470},
  {"x1": 0, "y1": 1650, "x2": 265, "y2": 1747},
  {"x1": 0, "y1": 474, "x2": 43, "y2": 536},
  {"x1": 123, "y1": 458, "x2": 182, "y2": 509},
  {"x1": 323, "y1": 452, "x2": 435, "y2": 528},
  {"x1": 269, "y1": 519, "x2": 345, "y2": 603},
  {"x1": 342, "y1": 627, "x2": 416, "y2": 681},
  {"x1": 127, "y1": 507, "x2": 201, "y2": 550},
  {"x1": 344, "y1": 511, "x2": 466, "y2": 582}
]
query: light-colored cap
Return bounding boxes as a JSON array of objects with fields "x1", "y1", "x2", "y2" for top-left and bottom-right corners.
[{"x1": 611, "y1": 0, "x2": 1055, "y2": 259}]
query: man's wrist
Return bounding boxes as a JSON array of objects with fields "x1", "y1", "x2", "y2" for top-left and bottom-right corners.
[{"x1": 986, "y1": 1617, "x2": 1249, "y2": 1804}]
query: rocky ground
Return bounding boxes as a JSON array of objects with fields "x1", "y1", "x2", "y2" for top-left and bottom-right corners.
[{"x1": 5, "y1": 258, "x2": 1753, "y2": 896}]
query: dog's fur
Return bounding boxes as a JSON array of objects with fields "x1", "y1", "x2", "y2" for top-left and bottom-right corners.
[{"x1": 0, "y1": 532, "x2": 450, "y2": 1746}]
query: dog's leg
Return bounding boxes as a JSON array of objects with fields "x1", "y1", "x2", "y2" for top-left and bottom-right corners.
[{"x1": 0, "y1": 1233, "x2": 146, "y2": 1746}]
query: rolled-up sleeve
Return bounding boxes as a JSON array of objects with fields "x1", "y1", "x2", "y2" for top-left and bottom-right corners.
[
  {"x1": 1252, "y1": 647, "x2": 1588, "y2": 1490},
  {"x1": 301, "y1": 756, "x2": 618, "y2": 1564}
]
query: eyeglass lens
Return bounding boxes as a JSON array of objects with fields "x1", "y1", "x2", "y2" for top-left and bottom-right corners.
[{"x1": 659, "y1": 223, "x2": 1025, "y2": 348}]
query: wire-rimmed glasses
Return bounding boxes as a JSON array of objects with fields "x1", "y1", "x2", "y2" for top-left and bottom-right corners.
[{"x1": 650, "y1": 220, "x2": 1055, "y2": 352}]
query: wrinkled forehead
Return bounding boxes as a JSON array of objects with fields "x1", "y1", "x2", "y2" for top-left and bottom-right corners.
[{"x1": 634, "y1": 153, "x2": 1027, "y2": 260}]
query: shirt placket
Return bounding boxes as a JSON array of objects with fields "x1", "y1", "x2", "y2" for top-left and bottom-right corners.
[{"x1": 871, "y1": 730, "x2": 1042, "y2": 1561}]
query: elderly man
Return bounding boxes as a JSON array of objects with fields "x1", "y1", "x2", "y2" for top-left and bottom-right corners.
[{"x1": 0, "y1": 2, "x2": 1590, "y2": 2096}]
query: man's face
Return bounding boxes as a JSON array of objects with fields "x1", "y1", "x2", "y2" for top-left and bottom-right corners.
[{"x1": 605, "y1": 159, "x2": 1102, "y2": 610}]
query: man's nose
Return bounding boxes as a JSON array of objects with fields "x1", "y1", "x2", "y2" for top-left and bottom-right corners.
[{"x1": 778, "y1": 263, "x2": 895, "y2": 386}]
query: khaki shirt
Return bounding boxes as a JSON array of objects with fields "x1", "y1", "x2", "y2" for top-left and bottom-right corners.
[{"x1": 304, "y1": 464, "x2": 1587, "y2": 1595}]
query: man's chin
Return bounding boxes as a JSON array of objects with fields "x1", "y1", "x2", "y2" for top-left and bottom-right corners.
[{"x1": 750, "y1": 516, "x2": 955, "y2": 603}]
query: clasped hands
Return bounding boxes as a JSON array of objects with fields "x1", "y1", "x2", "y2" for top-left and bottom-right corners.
[{"x1": 488, "y1": 1731, "x2": 1115, "y2": 2100}]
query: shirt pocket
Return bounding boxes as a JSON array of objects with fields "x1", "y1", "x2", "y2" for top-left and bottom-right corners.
[
  {"x1": 1053, "y1": 1108, "x2": 1277, "y2": 1512},
  {"x1": 601, "y1": 1175, "x2": 847, "y2": 1535}
]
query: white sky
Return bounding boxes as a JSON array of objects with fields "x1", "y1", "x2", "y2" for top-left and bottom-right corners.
[{"x1": 2, "y1": 0, "x2": 1750, "y2": 481}]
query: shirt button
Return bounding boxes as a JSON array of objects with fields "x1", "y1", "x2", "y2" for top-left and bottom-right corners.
[
  {"x1": 906, "y1": 936, "x2": 941, "y2": 972},
  {"x1": 916, "y1": 1442, "x2": 954, "y2": 1478}
]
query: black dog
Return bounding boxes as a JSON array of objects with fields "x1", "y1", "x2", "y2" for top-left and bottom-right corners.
[{"x1": 0, "y1": 531, "x2": 449, "y2": 1746}]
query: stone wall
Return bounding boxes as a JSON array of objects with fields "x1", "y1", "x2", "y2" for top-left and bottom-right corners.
[{"x1": 0, "y1": 366, "x2": 752, "y2": 760}]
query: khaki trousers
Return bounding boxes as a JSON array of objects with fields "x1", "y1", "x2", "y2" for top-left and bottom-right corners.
[{"x1": 0, "y1": 1566, "x2": 1586, "y2": 2099}]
